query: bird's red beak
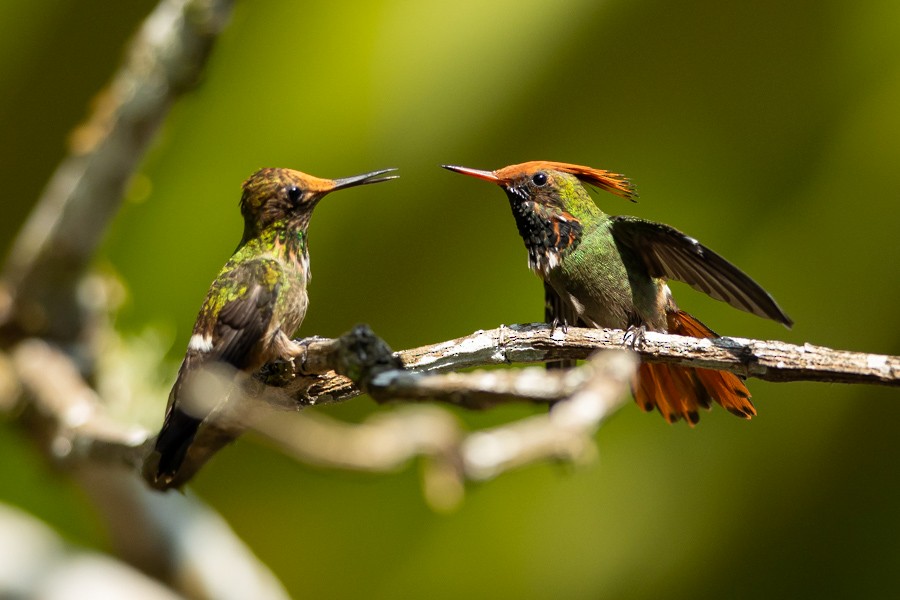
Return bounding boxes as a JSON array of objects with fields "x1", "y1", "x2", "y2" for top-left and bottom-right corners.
[{"x1": 441, "y1": 165, "x2": 502, "y2": 184}]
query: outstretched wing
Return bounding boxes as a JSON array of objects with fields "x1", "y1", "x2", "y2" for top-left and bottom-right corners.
[{"x1": 610, "y1": 216, "x2": 792, "y2": 327}]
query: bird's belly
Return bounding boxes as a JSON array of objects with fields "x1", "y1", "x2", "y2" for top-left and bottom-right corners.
[
  {"x1": 274, "y1": 286, "x2": 308, "y2": 338},
  {"x1": 549, "y1": 239, "x2": 666, "y2": 331},
  {"x1": 260, "y1": 271, "x2": 308, "y2": 363},
  {"x1": 561, "y1": 281, "x2": 634, "y2": 329}
]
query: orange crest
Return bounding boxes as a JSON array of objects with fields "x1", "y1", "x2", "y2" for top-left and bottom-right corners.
[{"x1": 496, "y1": 161, "x2": 638, "y2": 202}]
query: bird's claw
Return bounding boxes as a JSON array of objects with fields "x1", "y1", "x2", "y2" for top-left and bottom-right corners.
[
  {"x1": 550, "y1": 317, "x2": 569, "y2": 335},
  {"x1": 623, "y1": 325, "x2": 646, "y2": 350}
]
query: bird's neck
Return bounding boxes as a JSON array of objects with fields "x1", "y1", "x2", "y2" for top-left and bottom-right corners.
[{"x1": 237, "y1": 222, "x2": 309, "y2": 266}]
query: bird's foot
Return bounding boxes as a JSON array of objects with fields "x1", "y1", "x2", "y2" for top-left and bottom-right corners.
[
  {"x1": 549, "y1": 316, "x2": 569, "y2": 334},
  {"x1": 282, "y1": 335, "x2": 333, "y2": 374},
  {"x1": 623, "y1": 325, "x2": 647, "y2": 350}
]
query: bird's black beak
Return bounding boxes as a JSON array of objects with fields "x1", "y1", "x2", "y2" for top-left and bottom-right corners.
[{"x1": 329, "y1": 168, "x2": 399, "y2": 192}]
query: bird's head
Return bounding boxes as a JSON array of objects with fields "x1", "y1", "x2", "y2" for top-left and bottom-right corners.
[
  {"x1": 442, "y1": 161, "x2": 637, "y2": 274},
  {"x1": 239, "y1": 167, "x2": 397, "y2": 240},
  {"x1": 442, "y1": 160, "x2": 636, "y2": 217}
]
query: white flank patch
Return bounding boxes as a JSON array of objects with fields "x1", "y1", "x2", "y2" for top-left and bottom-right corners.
[
  {"x1": 188, "y1": 333, "x2": 214, "y2": 353},
  {"x1": 529, "y1": 250, "x2": 562, "y2": 278},
  {"x1": 566, "y1": 293, "x2": 584, "y2": 315}
]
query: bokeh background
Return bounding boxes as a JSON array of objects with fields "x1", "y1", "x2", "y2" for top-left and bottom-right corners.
[{"x1": 3, "y1": 0, "x2": 900, "y2": 597}]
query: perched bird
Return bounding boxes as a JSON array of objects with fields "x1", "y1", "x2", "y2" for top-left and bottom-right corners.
[
  {"x1": 144, "y1": 166, "x2": 397, "y2": 490},
  {"x1": 443, "y1": 161, "x2": 791, "y2": 424}
]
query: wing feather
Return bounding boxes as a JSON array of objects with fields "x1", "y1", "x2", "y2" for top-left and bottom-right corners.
[
  {"x1": 190, "y1": 257, "x2": 283, "y2": 370},
  {"x1": 610, "y1": 217, "x2": 792, "y2": 327}
]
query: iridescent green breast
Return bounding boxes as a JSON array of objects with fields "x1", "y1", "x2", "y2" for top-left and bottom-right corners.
[{"x1": 549, "y1": 219, "x2": 666, "y2": 330}]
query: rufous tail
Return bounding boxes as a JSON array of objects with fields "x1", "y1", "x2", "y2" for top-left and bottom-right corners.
[{"x1": 633, "y1": 310, "x2": 755, "y2": 425}]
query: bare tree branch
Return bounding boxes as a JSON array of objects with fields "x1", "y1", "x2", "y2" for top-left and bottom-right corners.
[
  {"x1": 253, "y1": 349, "x2": 637, "y2": 511},
  {"x1": 0, "y1": 0, "x2": 234, "y2": 343},
  {"x1": 7, "y1": 323, "x2": 641, "y2": 511},
  {"x1": 259, "y1": 324, "x2": 899, "y2": 411},
  {"x1": 12, "y1": 319, "x2": 896, "y2": 497},
  {"x1": 0, "y1": 486, "x2": 290, "y2": 600},
  {"x1": 9, "y1": 336, "x2": 290, "y2": 599},
  {"x1": 114, "y1": 321, "x2": 886, "y2": 506},
  {"x1": 394, "y1": 324, "x2": 900, "y2": 386},
  {"x1": 0, "y1": 1, "x2": 295, "y2": 597},
  {"x1": 11, "y1": 337, "x2": 151, "y2": 468},
  {"x1": 0, "y1": 502, "x2": 182, "y2": 600}
]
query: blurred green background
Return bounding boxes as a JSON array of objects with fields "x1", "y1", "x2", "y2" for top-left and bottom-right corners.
[{"x1": 2, "y1": 0, "x2": 900, "y2": 598}]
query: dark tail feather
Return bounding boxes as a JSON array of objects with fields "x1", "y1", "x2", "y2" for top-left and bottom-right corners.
[
  {"x1": 143, "y1": 407, "x2": 202, "y2": 490},
  {"x1": 632, "y1": 310, "x2": 754, "y2": 424}
]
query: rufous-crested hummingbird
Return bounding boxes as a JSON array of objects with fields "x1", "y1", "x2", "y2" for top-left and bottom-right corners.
[
  {"x1": 144, "y1": 166, "x2": 397, "y2": 490},
  {"x1": 443, "y1": 161, "x2": 791, "y2": 424}
]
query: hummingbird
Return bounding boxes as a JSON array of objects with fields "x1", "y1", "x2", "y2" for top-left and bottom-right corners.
[
  {"x1": 443, "y1": 161, "x2": 792, "y2": 424},
  {"x1": 143, "y1": 166, "x2": 397, "y2": 490}
]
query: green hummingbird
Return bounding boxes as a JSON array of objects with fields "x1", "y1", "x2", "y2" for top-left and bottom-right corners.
[
  {"x1": 144, "y1": 166, "x2": 397, "y2": 490},
  {"x1": 443, "y1": 161, "x2": 792, "y2": 424}
]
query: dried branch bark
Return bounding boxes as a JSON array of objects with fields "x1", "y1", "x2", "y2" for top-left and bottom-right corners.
[
  {"x1": 394, "y1": 324, "x2": 900, "y2": 386},
  {"x1": 10, "y1": 320, "x2": 898, "y2": 496},
  {"x1": 25, "y1": 312, "x2": 900, "y2": 510},
  {"x1": 260, "y1": 323, "x2": 899, "y2": 410},
  {"x1": 7, "y1": 326, "x2": 640, "y2": 511},
  {"x1": 0, "y1": 0, "x2": 234, "y2": 343},
  {"x1": 0, "y1": 1, "x2": 296, "y2": 598},
  {"x1": 250, "y1": 348, "x2": 637, "y2": 510}
]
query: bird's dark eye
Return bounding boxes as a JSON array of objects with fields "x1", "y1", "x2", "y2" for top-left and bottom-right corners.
[
  {"x1": 287, "y1": 186, "x2": 302, "y2": 203},
  {"x1": 531, "y1": 172, "x2": 548, "y2": 187}
]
